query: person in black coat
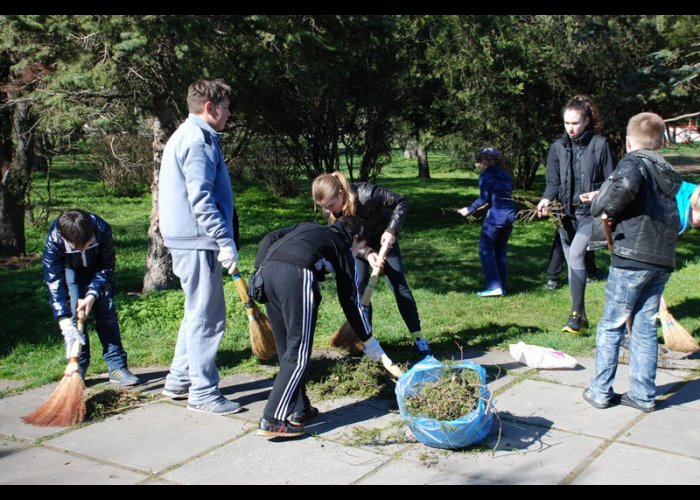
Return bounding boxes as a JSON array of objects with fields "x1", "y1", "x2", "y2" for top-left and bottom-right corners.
[
  {"x1": 537, "y1": 95, "x2": 615, "y2": 334},
  {"x1": 312, "y1": 171, "x2": 421, "y2": 336}
]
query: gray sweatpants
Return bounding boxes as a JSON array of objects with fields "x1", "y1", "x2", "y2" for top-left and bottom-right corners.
[{"x1": 165, "y1": 249, "x2": 227, "y2": 405}]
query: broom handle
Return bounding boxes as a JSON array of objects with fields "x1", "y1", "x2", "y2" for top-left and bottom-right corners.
[
  {"x1": 231, "y1": 267, "x2": 253, "y2": 303},
  {"x1": 361, "y1": 241, "x2": 391, "y2": 307},
  {"x1": 65, "y1": 311, "x2": 85, "y2": 373},
  {"x1": 602, "y1": 213, "x2": 614, "y2": 252}
]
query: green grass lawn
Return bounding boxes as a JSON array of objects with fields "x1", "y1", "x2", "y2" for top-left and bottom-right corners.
[{"x1": 1, "y1": 146, "x2": 699, "y2": 392}]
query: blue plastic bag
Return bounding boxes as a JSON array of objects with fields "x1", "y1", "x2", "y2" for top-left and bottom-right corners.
[{"x1": 395, "y1": 355, "x2": 494, "y2": 450}]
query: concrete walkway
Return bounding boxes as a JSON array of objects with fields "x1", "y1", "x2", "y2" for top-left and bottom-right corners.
[{"x1": 1, "y1": 349, "x2": 699, "y2": 485}]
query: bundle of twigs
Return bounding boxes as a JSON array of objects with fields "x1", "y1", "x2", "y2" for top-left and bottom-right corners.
[
  {"x1": 512, "y1": 195, "x2": 564, "y2": 227},
  {"x1": 405, "y1": 368, "x2": 484, "y2": 421}
]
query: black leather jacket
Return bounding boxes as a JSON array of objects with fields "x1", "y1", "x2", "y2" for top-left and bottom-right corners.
[
  {"x1": 543, "y1": 130, "x2": 616, "y2": 217},
  {"x1": 591, "y1": 150, "x2": 681, "y2": 268},
  {"x1": 330, "y1": 182, "x2": 408, "y2": 248},
  {"x1": 43, "y1": 213, "x2": 115, "y2": 320}
]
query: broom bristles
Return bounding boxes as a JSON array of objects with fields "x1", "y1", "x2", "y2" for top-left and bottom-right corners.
[
  {"x1": 248, "y1": 306, "x2": 276, "y2": 361},
  {"x1": 22, "y1": 373, "x2": 86, "y2": 426},
  {"x1": 661, "y1": 310, "x2": 700, "y2": 353},
  {"x1": 330, "y1": 322, "x2": 364, "y2": 355}
]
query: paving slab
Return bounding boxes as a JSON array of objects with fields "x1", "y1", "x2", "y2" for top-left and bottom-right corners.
[
  {"x1": 310, "y1": 397, "x2": 413, "y2": 455},
  {"x1": 218, "y1": 373, "x2": 273, "y2": 422},
  {"x1": 493, "y1": 379, "x2": 641, "y2": 439},
  {"x1": 662, "y1": 377, "x2": 700, "y2": 410},
  {"x1": 44, "y1": 402, "x2": 251, "y2": 474},
  {"x1": 572, "y1": 442, "x2": 700, "y2": 485},
  {"x1": 0, "y1": 380, "x2": 27, "y2": 393},
  {"x1": 0, "y1": 438, "x2": 27, "y2": 460},
  {"x1": 0, "y1": 441, "x2": 147, "y2": 485},
  {"x1": 534, "y1": 356, "x2": 690, "y2": 395},
  {"x1": 162, "y1": 430, "x2": 390, "y2": 485},
  {"x1": 617, "y1": 405, "x2": 700, "y2": 458},
  {"x1": 386, "y1": 419, "x2": 603, "y2": 485},
  {"x1": 0, "y1": 384, "x2": 81, "y2": 441}
]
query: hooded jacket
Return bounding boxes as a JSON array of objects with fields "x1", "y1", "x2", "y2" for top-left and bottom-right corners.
[
  {"x1": 43, "y1": 212, "x2": 115, "y2": 320},
  {"x1": 253, "y1": 221, "x2": 372, "y2": 341},
  {"x1": 591, "y1": 149, "x2": 682, "y2": 268},
  {"x1": 544, "y1": 130, "x2": 616, "y2": 217}
]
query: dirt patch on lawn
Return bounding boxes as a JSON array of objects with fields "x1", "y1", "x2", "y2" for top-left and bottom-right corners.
[{"x1": 0, "y1": 253, "x2": 41, "y2": 270}]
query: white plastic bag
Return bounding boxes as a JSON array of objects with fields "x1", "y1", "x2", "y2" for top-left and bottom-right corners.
[{"x1": 509, "y1": 341, "x2": 578, "y2": 369}]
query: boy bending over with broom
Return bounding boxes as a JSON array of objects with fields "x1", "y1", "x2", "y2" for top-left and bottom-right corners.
[
  {"x1": 43, "y1": 209, "x2": 140, "y2": 386},
  {"x1": 584, "y1": 112, "x2": 682, "y2": 413},
  {"x1": 252, "y1": 216, "x2": 397, "y2": 438}
]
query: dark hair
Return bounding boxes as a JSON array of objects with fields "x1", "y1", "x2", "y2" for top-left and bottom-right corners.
[
  {"x1": 187, "y1": 79, "x2": 232, "y2": 114},
  {"x1": 335, "y1": 215, "x2": 365, "y2": 241},
  {"x1": 57, "y1": 210, "x2": 94, "y2": 247},
  {"x1": 563, "y1": 94, "x2": 603, "y2": 134}
]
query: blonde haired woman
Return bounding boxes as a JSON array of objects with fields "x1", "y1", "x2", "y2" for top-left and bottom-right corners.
[{"x1": 312, "y1": 171, "x2": 421, "y2": 336}]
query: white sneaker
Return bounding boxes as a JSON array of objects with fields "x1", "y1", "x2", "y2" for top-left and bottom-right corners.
[{"x1": 477, "y1": 288, "x2": 504, "y2": 297}]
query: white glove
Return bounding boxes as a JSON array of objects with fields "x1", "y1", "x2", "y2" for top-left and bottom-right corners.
[
  {"x1": 59, "y1": 318, "x2": 86, "y2": 359},
  {"x1": 217, "y1": 245, "x2": 238, "y2": 274},
  {"x1": 363, "y1": 336, "x2": 387, "y2": 363}
]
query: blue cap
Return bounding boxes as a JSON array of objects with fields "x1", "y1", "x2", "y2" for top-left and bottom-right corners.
[{"x1": 478, "y1": 147, "x2": 502, "y2": 160}]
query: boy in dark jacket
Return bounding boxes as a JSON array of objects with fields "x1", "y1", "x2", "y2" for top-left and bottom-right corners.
[
  {"x1": 253, "y1": 216, "x2": 393, "y2": 438},
  {"x1": 43, "y1": 209, "x2": 139, "y2": 385},
  {"x1": 584, "y1": 113, "x2": 682, "y2": 413}
]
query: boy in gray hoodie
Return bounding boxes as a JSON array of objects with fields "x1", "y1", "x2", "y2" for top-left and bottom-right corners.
[
  {"x1": 584, "y1": 112, "x2": 682, "y2": 413},
  {"x1": 158, "y1": 79, "x2": 242, "y2": 415}
]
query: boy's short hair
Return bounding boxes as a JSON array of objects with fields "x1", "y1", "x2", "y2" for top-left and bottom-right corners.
[
  {"x1": 187, "y1": 79, "x2": 232, "y2": 114},
  {"x1": 334, "y1": 215, "x2": 365, "y2": 241},
  {"x1": 627, "y1": 112, "x2": 665, "y2": 150},
  {"x1": 57, "y1": 210, "x2": 94, "y2": 247}
]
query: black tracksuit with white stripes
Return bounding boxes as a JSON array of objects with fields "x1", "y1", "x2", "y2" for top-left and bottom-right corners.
[{"x1": 254, "y1": 222, "x2": 371, "y2": 423}]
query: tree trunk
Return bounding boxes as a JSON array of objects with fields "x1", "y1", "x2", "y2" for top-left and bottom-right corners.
[
  {"x1": 0, "y1": 90, "x2": 32, "y2": 257},
  {"x1": 142, "y1": 113, "x2": 178, "y2": 292},
  {"x1": 416, "y1": 142, "x2": 430, "y2": 179}
]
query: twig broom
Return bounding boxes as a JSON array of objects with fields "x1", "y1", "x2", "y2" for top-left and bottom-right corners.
[
  {"x1": 659, "y1": 296, "x2": 699, "y2": 353},
  {"x1": 22, "y1": 312, "x2": 87, "y2": 427},
  {"x1": 231, "y1": 268, "x2": 276, "y2": 361}
]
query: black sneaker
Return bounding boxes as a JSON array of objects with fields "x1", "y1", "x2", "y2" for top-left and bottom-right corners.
[
  {"x1": 288, "y1": 407, "x2": 319, "y2": 427},
  {"x1": 562, "y1": 312, "x2": 589, "y2": 335},
  {"x1": 619, "y1": 393, "x2": 655, "y2": 413},
  {"x1": 257, "y1": 417, "x2": 306, "y2": 438},
  {"x1": 546, "y1": 279, "x2": 561, "y2": 291}
]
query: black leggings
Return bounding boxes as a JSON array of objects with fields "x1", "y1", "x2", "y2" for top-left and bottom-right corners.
[{"x1": 355, "y1": 240, "x2": 421, "y2": 333}]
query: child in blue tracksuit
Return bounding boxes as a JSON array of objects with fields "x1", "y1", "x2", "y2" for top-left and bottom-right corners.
[{"x1": 458, "y1": 147, "x2": 516, "y2": 296}]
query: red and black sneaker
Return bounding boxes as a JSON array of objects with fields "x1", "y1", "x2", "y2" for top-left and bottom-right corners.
[
  {"x1": 288, "y1": 406, "x2": 319, "y2": 427},
  {"x1": 257, "y1": 417, "x2": 306, "y2": 438}
]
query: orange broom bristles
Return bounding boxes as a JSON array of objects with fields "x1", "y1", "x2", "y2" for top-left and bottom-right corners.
[
  {"x1": 659, "y1": 303, "x2": 700, "y2": 353},
  {"x1": 22, "y1": 312, "x2": 87, "y2": 427},
  {"x1": 247, "y1": 306, "x2": 276, "y2": 361},
  {"x1": 231, "y1": 270, "x2": 277, "y2": 361},
  {"x1": 22, "y1": 371, "x2": 86, "y2": 426}
]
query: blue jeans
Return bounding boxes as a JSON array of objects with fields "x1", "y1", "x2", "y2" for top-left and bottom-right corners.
[
  {"x1": 589, "y1": 266, "x2": 670, "y2": 407},
  {"x1": 65, "y1": 268, "x2": 128, "y2": 374}
]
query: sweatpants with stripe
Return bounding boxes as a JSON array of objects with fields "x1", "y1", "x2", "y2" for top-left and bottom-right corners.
[{"x1": 261, "y1": 261, "x2": 319, "y2": 422}]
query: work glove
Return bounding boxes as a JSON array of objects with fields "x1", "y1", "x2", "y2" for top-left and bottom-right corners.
[
  {"x1": 217, "y1": 245, "x2": 238, "y2": 274},
  {"x1": 59, "y1": 317, "x2": 86, "y2": 359},
  {"x1": 363, "y1": 336, "x2": 387, "y2": 363}
]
